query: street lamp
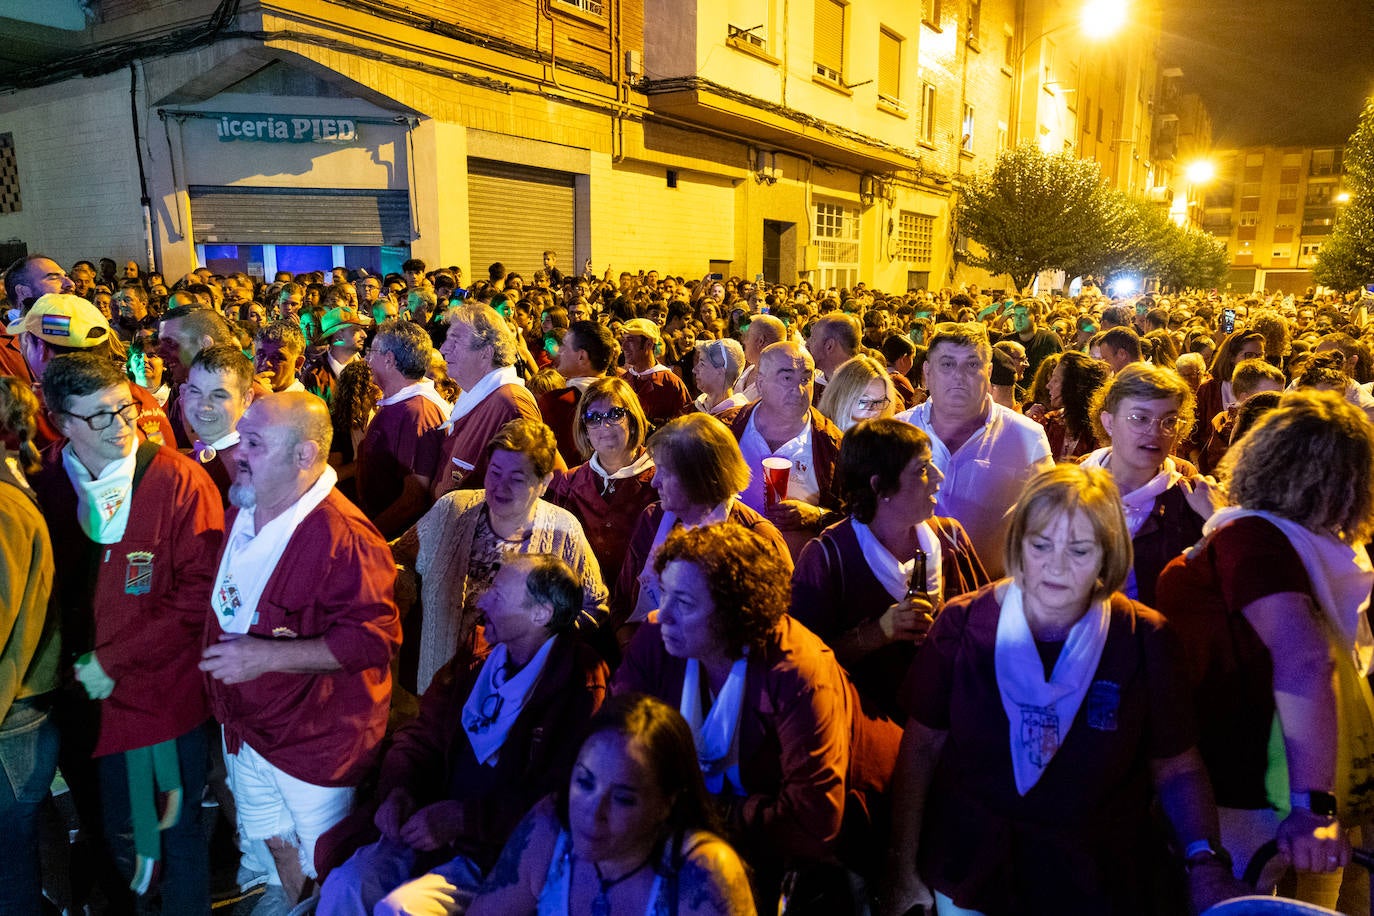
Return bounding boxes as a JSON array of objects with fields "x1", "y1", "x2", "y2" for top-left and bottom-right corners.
[
  {"x1": 1184, "y1": 159, "x2": 1216, "y2": 185},
  {"x1": 1009, "y1": 0, "x2": 1128, "y2": 147}
]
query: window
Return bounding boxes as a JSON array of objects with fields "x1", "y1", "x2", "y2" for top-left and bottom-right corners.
[
  {"x1": 1245, "y1": 152, "x2": 1264, "y2": 167},
  {"x1": 1043, "y1": 40, "x2": 1056, "y2": 85},
  {"x1": 961, "y1": 104, "x2": 974, "y2": 152},
  {"x1": 997, "y1": 121, "x2": 1008, "y2": 151},
  {"x1": 878, "y1": 29, "x2": 902, "y2": 106},
  {"x1": 967, "y1": 0, "x2": 981, "y2": 47},
  {"x1": 814, "y1": 0, "x2": 846, "y2": 83},
  {"x1": 920, "y1": 82, "x2": 936, "y2": 144},
  {"x1": 1096, "y1": 108, "x2": 1103, "y2": 143},
  {"x1": 1003, "y1": 26, "x2": 1014, "y2": 70},
  {"x1": 898, "y1": 212, "x2": 935, "y2": 263},
  {"x1": 814, "y1": 201, "x2": 860, "y2": 289},
  {"x1": 923, "y1": 0, "x2": 941, "y2": 28},
  {"x1": 728, "y1": 23, "x2": 768, "y2": 52},
  {"x1": 1239, "y1": 215, "x2": 1258, "y2": 227},
  {"x1": 558, "y1": 0, "x2": 604, "y2": 15}
]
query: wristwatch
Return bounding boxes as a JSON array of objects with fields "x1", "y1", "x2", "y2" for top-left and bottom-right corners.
[
  {"x1": 1183, "y1": 838, "x2": 1233, "y2": 874},
  {"x1": 1290, "y1": 790, "x2": 1339, "y2": 817}
]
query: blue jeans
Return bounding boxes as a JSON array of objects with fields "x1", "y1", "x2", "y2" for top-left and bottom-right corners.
[
  {"x1": 0, "y1": 697, "x2": 60, "y2": 915},
  {"x1": 97, "y1": 724, "x2": 211, "y2": 914}
]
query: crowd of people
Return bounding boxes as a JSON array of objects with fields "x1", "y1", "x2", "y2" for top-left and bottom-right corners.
[{"x1": 3, "y1": 246, "x2": 1374, "y2": 916}]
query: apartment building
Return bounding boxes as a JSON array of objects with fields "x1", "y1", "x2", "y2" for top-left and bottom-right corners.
[
  {"x1": 1200, "y1": 144, "x2": 1345, "y2": 294},
  {"x1": 0, "y1": 0, "x2": 1165, "y2": 292}
]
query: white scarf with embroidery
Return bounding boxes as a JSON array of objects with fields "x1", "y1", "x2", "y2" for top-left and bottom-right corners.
[
  {"x1": 212, "y1": 466, "x2": 338, "y2": 634},
  {"x1": 590, "y1": 450, "x2": 654, "y2": 496},
  {"x1": 62, "y1": 445, "x2": 138, "y2": 544},
  {"x1": 994, "y1": 582, "x2": 1111, "y2": 795},
  {"x1": 851, "y1": 519, "x2": 942, "y2": 602},
  {"x1": 1204, "y1": 507, "x2": 1374, "y2": 675},
  {"x1": 462, "y1": 637, "x2": 556, "y2": 766},
  {"x1": 680, "y1": 655, "x2": 749, "y2": 795}
]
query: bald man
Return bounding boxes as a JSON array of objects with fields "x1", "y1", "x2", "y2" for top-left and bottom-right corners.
[
  {"x1": 202, "y1": 392, "x2": 400, "y2": 909},
  {"x1": 735, "y1": 313, "x2": 786, "y2": 402},
  {"x1": 720, "y1": 342, "x2": 843, "y2": 557}
]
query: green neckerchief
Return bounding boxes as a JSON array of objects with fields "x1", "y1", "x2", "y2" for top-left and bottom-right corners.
[{"x1": 126, "y1": 739, "x2": 183, "y2": 894}]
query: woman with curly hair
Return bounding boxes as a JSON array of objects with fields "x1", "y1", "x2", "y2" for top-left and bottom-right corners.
[
  {"x1": 328, "y1": 359, "x2": 379, "y2": 501},
  {"x1": 1032, "y1": 351, "x2": 1110, "y2": 461},
  {"x1": 614, "y1": 523, "x2": 902, "y2": 912},
  {"x1": 1158, "y1": 390, "x2": 1374, "y2": 908}
]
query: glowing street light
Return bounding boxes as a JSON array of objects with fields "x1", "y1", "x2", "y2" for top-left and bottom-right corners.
[
  {"x1": 1081, "y1": 0, "x2": 1128, "y2": 39},
  {"x1": 1335, "y1": 191, "x2": 1351, "y2": 204},
  {"x1": 1184, "y1": 160, "x2": 1215, "y2": 185}
]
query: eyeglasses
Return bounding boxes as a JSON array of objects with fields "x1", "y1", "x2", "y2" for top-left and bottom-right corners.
[
  {"x1": 62, "y1": 401, "x2": 140, "y2": 431},
  {"x1": 1122, "y1": 413, "x2": 1182, "y2": 435},
  {"x1": 856, "y1": 396, "x2": 891, "y2": 411},
  {"x1": 584, "y1": 406, "x2": 629, "y2": 429}
]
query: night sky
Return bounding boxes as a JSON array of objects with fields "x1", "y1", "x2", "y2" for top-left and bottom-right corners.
[{"x1": 1161, "y1": 0, "x2": 1374, "y2": 148}]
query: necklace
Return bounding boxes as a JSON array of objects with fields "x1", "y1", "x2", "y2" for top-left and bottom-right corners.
[{"x1": 589, "y1": 853, "x2": 654, "y2": 916}]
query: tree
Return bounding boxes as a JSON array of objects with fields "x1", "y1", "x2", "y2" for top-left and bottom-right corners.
[
  {"x1": 957, "y1": 144, "x2": 1113, "y2": 293},
  {"x1": 1315, "y1": 100, "x2": 1374, "y2": 291}
]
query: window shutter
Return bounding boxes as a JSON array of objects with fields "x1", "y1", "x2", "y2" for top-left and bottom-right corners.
[
  {"x1": 879, "y1": 31, "x2": 901, "y2": 100},
  {"x1": 814, "y1": 0, "x2": 845, "y2": 75}
]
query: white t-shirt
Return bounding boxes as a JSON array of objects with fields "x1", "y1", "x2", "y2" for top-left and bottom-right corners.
[{"x1": 895, "y1": 397, "x2": 1052, "y2": 578}]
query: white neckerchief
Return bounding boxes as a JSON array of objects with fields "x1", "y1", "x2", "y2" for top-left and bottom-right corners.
[
  {"x1": 695, "y1": 391, "x2": 748, "y2": 415},
  {"x1": 378, "y1": 377, "x2": 451, "y2": 413},
  {"x1": 61, "y1": 445, "x2": 138, "y2": 544},
  {"x1": 626, "y1": 363, "x2": 673, "y2": 378},
  {"x1": 461, "y1": 637, "x2": 557, "y2": 766},
  {"x1": 851, "y1": 519, "x2": 942, "y2": 603},
  {"x1": 441, "y1": 365, "x2": 521, "y2": 430},
  {"x1": 589, "y1": 450, "x2": 654, "y2": 495},
  {"x1": 563, "y1": 375, "x2": 597, "y2": 393},
  {"x1": 1080, "y1": 448, "x2": 1181, "y2": 536},
  {"x1": 212, "y1": 466, "x2": 338, "y2": 634},
  {"x1": 282, "y1": 378, "x2": 306, "y2": 394},
  {"x1": 680, "y1": 655, "x2": 749, "y2": 795},
  {"x1": 1220, "y1": 380, "x2": 1238, "y2": 410},
  {"x1": 994, "y1": 581, "x2": 1111, "y2": 795},
  {"x1": 151, "y1": 383, "x2": 170, "y2": 407},
  {"x1": 194, "y1": 430, "x2": 240, "y2": 464},
  {"x1": 1205, "y1": 507, "x2": 1374, "y2": 675},
  {"x1": 327, "y1": 351, "x2": 358, "y2": 379},
  {"x1": 630, "y1": 498, "x2": 734, "y2": 623}
]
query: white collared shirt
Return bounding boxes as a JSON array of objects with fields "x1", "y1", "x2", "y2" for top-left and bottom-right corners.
[
  {"x1": 737, "y1": 410, "x2": 820, "y2": 513},
  {"x1": 895, "y1": 397, "x2": 1052, "y2": 577}
]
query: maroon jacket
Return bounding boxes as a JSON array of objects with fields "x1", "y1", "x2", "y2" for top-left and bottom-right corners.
[
  {"x1": 34, "y1": 442, "x2": 222, "y2": 756},
  {"x1": 614, "y1": 616, "x2": 901, "y2": 870},
  {"x1": 547, "y1": 461, "x2": 658, "y2": 593},
  {"x1": 207, "y1": 489, "x2": 401, "y2": 787},
  {"x1": 424, "y1": 382, "x2": 543, "y2": 499}
]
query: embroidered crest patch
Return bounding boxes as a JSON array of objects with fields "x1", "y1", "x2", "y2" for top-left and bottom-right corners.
[
  {"x1": 125, "y1": 551, "x2": 154, "y2": 595},
  {"x1": 1019, "y1": 704, "x2": 1059, "y2": 768},
  {"x1": 1086, "y1": 680, "x2": 1121, "y2": 731}
]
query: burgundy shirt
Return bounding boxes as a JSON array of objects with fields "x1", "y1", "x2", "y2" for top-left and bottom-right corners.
[
  {"x1": 355, "y1": 392, "x2": 446, "y2": 535},
  {"x1": 207, "y1": 490, "x2": 401, "y2": 787},
  {"x1": 547, "y1": 461, "x2": 658, "y2": 592},
  {"x1": 423, "y1": 382, "x2": 542, "y2": 499}
]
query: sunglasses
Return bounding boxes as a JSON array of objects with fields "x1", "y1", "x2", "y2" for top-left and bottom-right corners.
[{"x1": 583, "y1": 406, "x2": 629, "y2": 429}]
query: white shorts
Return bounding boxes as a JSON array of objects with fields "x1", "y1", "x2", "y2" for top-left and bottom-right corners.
[{"x1": 223, "y1": 734, "x2": 354, "y2": 878}]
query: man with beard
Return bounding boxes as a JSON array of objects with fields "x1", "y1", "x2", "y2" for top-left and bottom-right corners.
[{"x1": 202, "y1": 392, "x2": 400, "y2": 911}]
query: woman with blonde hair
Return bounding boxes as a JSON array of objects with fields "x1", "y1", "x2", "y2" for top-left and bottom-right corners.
[
  {"x1": 818, "y1": 355, "x2": 897, "y2": 432},
  {"x1": 1159, "y1": 390, "x2": 1374, "y2": 909},
  {"x1": 886, "y1": 464, "x2": 1240, "y2": 915}
]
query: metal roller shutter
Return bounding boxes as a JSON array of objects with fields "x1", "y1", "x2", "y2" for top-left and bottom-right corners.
[
  {"x1": 467, "y1": 160, "x2": 576, "y2": 280},
  {"x1": 814, "y1": 0, "x2": 845, "y2": 75},
  {"x1": 189, "y1": 186, "x2": 412, "y2": 245}
]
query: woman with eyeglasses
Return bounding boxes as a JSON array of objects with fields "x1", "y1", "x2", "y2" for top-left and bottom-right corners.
[
  {"x1": 1080, "y1": 364, "x2": 1220, "y2": 608},
  {"x1": 817, "y1": 355, "x2": 898, "y2": 432},
  {"x1": 547, "y1": 378, "x2": 658, "y2": 596},
  {"x1": 691, "y1": 338, "x2": 748, "y2": 416}
]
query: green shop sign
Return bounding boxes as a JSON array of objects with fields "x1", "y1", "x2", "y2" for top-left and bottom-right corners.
[{"x1": 215, "y1": 114, "x2": 358, "y2": 143}]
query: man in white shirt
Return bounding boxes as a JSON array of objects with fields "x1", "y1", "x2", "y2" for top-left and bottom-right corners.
[
  {"x1": 724, "y1": 342, "x2": 843, "y2": 557},
  {"x1": 896, "y1": 322, "x2": 1052, "y2": 577}
]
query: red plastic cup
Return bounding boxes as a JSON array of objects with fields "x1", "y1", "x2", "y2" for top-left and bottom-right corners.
[{"x1": 762, "y1": 457, "x2": 792, "y2": 509}]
